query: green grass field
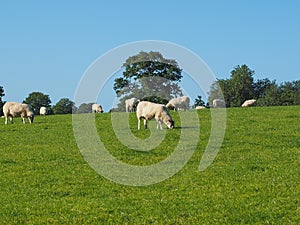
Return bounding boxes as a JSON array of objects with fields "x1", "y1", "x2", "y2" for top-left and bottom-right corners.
[{"x1": 0, "y1": 106, "x2": 299, "y2": 224}]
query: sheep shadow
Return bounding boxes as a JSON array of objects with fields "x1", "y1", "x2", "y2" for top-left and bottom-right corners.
[{"x1": 173, "y1": 126, "x2": 199, "y2": 130}]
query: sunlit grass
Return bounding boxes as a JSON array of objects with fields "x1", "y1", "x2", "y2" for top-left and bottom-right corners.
[{"x1": 0, "y1": 106, "x2": 299, "y2": 224}]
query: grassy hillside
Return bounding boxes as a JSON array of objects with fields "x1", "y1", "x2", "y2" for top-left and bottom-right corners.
[{"x1": 0, "y1": 106, "x2": 299, "y2": 224}]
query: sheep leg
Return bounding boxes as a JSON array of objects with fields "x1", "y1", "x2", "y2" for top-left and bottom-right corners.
[
  {"x1": 9, "y1": 117, "x2": 14, "y2": 124},
  {"x1": 157, "y1": 120, "x2": 163, "y2": 130},
  {"x1": 22, "y1": 117, "x2": 25, "y2": 124},
  {"x1": 5, "y1": 116, "x2": 8, "y2": 125},
  {"x1": 138, "y1": 118, "x2": 141, "y2": 130},
  {"x1": 144, "y1": 119, "x2": 147, "y2": 129}
]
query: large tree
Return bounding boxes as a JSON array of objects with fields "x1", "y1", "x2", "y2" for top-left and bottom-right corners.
[
  {"x1": 23, "y1": 92, "x2": 51, "y2": 115},
  {"x1": 229, "y1": 64, "x2": 255, "y2": 107},
  {"x1": 0, "y1": 86, "x2": 5, "y2": 116},
  {"x1": 208, "y1": 65, "x2": 255, "y2": 107},
  {"x1": 52, "y1": 98, "x2": 76, "y2": 114},
  {"x1": 113, "y1": 51, "x2": 183, "y2": 111},
  {"x1": 193, "y1": 95, "x2": 206, "y2": 107}
]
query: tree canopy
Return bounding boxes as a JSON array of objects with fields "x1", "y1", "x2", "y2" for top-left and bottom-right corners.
[
  {"x1": 76, "y1": 103, "x2": 94, "y2": 114},
  {"x1": 208, "y1": 65, "x2": 255, "y2": 107},
  {"x1": 23, "y1": 92, "x2": 51, "y2": 115},
  {"x1": 52, "y1": 98, "x2": 75, "y2": 114},
  {"x1": 193, "y1": 95, "x2": 206, "y2": 108},
  {"x1": 229, "y1": 65, "x2": 255, "y2": 106},
  {"x1": 113, "y1": 51, "x2": 183, "y2": 111}
]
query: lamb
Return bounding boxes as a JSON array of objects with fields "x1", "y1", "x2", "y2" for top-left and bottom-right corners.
[
  {"x1": 212, "y1": 99, "x2": 226, "y2": 108},
  {"x1": 3, "y1": 102, "x2": 34, "y2": 124},
  {"x1": 92, "y1": 103, "x2": 103, "y2": 113},
  {"x1": 125, "y1": 97, "x2": 139, "y2": 112},
  {"x1": 39, "y1": 106, "x2": 47, "y2": 116},
  {"x1": 136, "y1": 101, "x2": 174, "y2": 130},
  {"x1": 166, "y1": 96, "x2": 190, "y2": 111},
  {"x1": 242, "y1": 99, "x2": 256, "y2": 107}
]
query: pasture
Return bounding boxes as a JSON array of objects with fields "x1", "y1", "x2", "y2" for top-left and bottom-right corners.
[{"x1": 0, "y1": 106, "x2": 299, "y2": 224}]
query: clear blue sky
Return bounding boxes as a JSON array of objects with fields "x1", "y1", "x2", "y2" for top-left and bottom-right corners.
[{"x1": 1, "y1": 1, "x2": 299, "y2": 111}]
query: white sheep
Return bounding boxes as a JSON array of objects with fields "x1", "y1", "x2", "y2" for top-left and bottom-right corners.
[
  {"x1": 125, "y1": 97, "x2": 139, "y2": 112},
  {"x1": 39, "y1": 106, "x2": 47, "y2": 116},
  {"x1": 136, "y1": 101, "x2": 174, "y2": 130},
  {"x1": 195, "y1": 106, "x2": 206, "y2": 110},
  {"x1": 242, "y1": 99, "x2": 256, "y2": 107},
  {"x1": 92, "y1": 103, "x2": 103, "y2": 113},
  {"x1": 213, "y1": 99, "x2": 226, "y2": 108},
  {"x1": 166, "y1": 96, "x2": 190, "y2": 111},
  {"x1": 3, "y1": 102, "x2": 34, "y2": 124}
]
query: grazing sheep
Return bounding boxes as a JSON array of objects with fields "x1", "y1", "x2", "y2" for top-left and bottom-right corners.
[
  {"x1": 3, "y1": 102, "x2": 34, "y2": 124},
  {"x1": 195, "y1": 106, "x2": 206, "y2": 110},
  {"x1": 39, "y1": 106, "x2": 47, "y2": 116},
  {"x1": 166, "y1": 96, "x2": 190, "y2": 111},
  {"x1": 92, "y1": 103, "x2": 103, "y2": 113},
  {"x1": 242, "y1": 99, "x2": 256, "y2": 107},
  {"x1": 213, "y1": 99, "x2": 226, "y2": 108},
  {"x1": 125, "y1": 97, "x2": 139, "y2": 112},
  {"x1": 136, "y1": 101, "x2": 174, "y2": 130}
]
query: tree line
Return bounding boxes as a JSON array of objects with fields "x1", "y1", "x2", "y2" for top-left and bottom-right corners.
[
  {"x1": 208, "y1": 64, "x2": 300, "y2": 107},
  {"x1": 1, "y1": 52, "x2": 299, "y2": 115},
  {"x1": 113, "y1": 52, "x2": 299, "y2": 109},
  {"x1": 0, "y1": 89, "x2": 99, "y2": 116}
]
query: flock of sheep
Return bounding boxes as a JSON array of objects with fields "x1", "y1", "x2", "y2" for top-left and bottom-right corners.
[
  {"x1": 126, "y1": 96, "x2": 190, "y2": 130},
  {"x1": 2, "y1": 97, "x2": 256, "y2": 129}
]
